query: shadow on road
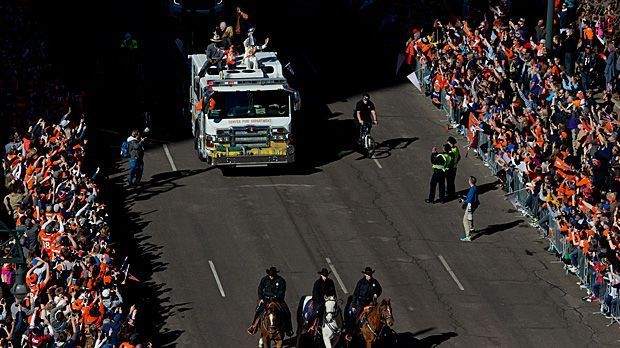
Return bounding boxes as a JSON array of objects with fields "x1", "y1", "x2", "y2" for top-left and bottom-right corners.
[
  {"x1": 130, "y1": 168, "x2": 214, "y2": 201},
  {"x1": 471, "y1": 220, "x2": 525, "y2": 241},
  {"x1": 349, "y1": 328, "x2": 458, "y2": 348},
  {"x1": 371, "y1": 137, "x2": 419, "y2": 160},
  {"x1": 393, "y1": 330, "x2": 458, "y2": 347}
]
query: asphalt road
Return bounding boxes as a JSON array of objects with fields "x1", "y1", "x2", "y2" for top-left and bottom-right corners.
[{"x1": 106, "y1": 80, "x2": 620, "y2": 347}]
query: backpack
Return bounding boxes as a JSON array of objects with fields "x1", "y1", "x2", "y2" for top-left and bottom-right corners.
[{"x1": 120, "y1": 141, "x2": 130, "y2": 158}]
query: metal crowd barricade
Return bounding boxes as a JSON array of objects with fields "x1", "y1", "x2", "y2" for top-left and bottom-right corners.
[
  {"x1": 547, "y1": 215, "x2": 566, "y2": 255},
  {"x1": 414, "y1": 57, "x2": 432, "y2": 94},
  {"x1": 439, "y1": 90, "x2": 454, "y2": 124},
  {"x1": 603, "y1": 281, "x2": 620, "y2": 326}
]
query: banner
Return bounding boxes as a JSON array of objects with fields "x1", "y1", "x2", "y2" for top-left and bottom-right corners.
[{"x1": 407, "y1": 71, "x2": 422, "y2": 93}]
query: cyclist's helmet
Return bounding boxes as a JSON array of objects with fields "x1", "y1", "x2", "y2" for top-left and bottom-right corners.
[{"x1": 362, "y1": 93, "x2": 370, "y2": 101}]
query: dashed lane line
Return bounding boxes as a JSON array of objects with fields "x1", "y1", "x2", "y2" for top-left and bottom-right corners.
[
  {"x1": 438, "y1": 255, "x2": 465, "y2": 291},
  {"x1": 325, "y1": 257, "x2": 349, "y2": 294},
  {"x1": 373, "y1": 158, "x2": 383, "y2": 169},
  {"x1": 208, "y1": 260, "x2": 226, "y2": 297},
  {"x1": 162, "y1": 144, "x2": 178, "y2": 171}
]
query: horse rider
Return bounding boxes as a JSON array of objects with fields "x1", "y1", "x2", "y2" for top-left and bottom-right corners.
[
  {"x1": 309, "y1": 268, "x2": 337, "y2": 333},
  {"x1": 345, "y1": 266, "x2": 382, "y2": 338},
  {"x1": 247, "y1": 267, "x2": 294, "y2": 337}
]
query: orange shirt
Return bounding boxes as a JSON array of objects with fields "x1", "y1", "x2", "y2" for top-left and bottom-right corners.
[
  {"x1": 26, "y1": 277, "x2": 47, "y2": 297},
  {"x1": 39, "y1": 231, "x2": 59, "y2": 255}
]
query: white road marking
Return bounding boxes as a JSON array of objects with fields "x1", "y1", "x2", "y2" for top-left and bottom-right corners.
[
  {"x1": 162, "y1": 144, "x2": 178, "y2": 171},
  {"x1": 325, "y1": 257, "x2": 348, "y2": 294},
  {"x1": 238, "y1": 184, "x2": 314, "y2": 188},
  {"x1": 438, "y1": 255, "x2": 465, "y2": 291},
  {"x1": 373, "y1": 158, "x2": 383, "y2": 169},
  {"x1": 208, "y1": 260, "x2": 226, "y2": 297}
]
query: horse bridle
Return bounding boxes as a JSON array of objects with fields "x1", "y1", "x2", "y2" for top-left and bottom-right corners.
[
  {"x1": 381, "y1": 305, "x2": 393, "y2": 324},
  {"x1": 261, "y1": 304, "x2": 281, "y2": 335},
  {"x1": 323, "y1": 301, "x2": 342, "y2": 335},
  {"x1": 364, "y1": 304, "x2": 392, "y2": 338}
]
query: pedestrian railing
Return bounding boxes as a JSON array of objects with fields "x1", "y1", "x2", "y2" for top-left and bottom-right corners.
[{"x1": 410, "y1": 54, "x2": 620, "y2": 327}]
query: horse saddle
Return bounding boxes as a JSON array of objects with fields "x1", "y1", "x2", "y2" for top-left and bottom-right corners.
[
  {"x1": 356, "y1": 305, "x2": 373, "y2": 327},
  {"x1": 302, "y1": 299, "x2": 316, "y2": 325}
]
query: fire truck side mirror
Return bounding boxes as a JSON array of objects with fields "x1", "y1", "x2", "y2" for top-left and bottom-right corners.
[{"x1": 293, "y1": 90, "x2": 301, "y2": 112}]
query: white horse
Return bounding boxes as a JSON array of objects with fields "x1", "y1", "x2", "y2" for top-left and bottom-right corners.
[{"x1": 296, "y1": 295, "x2": 342, "y2": 348}]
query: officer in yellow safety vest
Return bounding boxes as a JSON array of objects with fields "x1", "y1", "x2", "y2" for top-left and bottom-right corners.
[
  {"x1": 445, "y1": 136, "x2": 461, "y2": 197},
  {"x1": 426, "y1": 144, "x2": 451, "y2": 204},
  {"x1": 120, "y1": 32, "x2": 138, "y2": 50}
]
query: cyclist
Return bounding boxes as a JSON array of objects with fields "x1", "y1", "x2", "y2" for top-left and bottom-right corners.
[{"x1": 355, "y1": 93, "x2": 378, "y2": 146}]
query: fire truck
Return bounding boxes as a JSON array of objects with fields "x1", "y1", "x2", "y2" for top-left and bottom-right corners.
[{"x1": 188, "y1": 51, "x2": 300, "y2": 166}]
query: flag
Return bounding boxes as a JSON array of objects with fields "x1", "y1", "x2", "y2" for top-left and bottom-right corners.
[
  {"x1": 407, "y1": 71, "x2": 422, "y2": 92},
  {"x1": 123, "y1": 264, "x2": 140, "y2": 282},
  {"x1": 126, "y1": 273, "x2": 140, "y2": 282}
]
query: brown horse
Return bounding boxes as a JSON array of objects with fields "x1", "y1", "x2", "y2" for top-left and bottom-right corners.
[
  {"x1": 258, "y1": 301, "x2": 285, "y2": 348},
  {"x1": 360, "y1": 299, "x2": 394, "y2": 348}
]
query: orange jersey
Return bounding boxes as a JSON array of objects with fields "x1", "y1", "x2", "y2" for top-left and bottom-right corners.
[{"x1": 39, "y1": 231, "x2": 59, "y2": 253}]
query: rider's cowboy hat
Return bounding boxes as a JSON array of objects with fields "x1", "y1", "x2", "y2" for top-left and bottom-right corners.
[
  {"x1": 266, "y1": 266, "x2": 280, "y2": 276},
  {"x1": 210, "y1": 32, "x2": 222, "y2": 42},
  {"x1": 361, "y1": 267, "x2": 375, "y2": 276},
  {"x1": 317, "y1": 268, "x2": 331, "y2": 277}
]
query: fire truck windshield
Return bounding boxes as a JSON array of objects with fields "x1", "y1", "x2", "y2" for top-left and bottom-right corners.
[{"x1": 207, "y1": 90, "x2": 290, "y2": 119}]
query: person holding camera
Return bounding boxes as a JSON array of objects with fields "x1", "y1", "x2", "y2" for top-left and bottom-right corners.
[{"x1": 460, "y1": 176, "x2": 479, "y2": 242}]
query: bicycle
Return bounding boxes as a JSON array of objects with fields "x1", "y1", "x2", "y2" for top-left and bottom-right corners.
[{"x1": 359, "y1": 122, "x2": 377, "y2": 157}]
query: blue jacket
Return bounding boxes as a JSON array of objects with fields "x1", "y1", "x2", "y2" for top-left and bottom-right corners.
[{"x1": 464, "y1": 185, "x2": 479, "y2": 206}]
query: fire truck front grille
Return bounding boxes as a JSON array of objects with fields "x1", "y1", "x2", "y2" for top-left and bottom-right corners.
[{"x1": 231, "y1": 127, "x2": 270, "y2": 148}]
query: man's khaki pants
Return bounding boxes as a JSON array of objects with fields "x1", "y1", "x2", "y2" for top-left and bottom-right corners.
[{"x1": 463, "y1": 203, "x2": 474, "y2": 238}]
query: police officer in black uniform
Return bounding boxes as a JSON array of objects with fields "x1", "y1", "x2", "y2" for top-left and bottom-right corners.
[
  {"x1": 351, "y1": 267, "x2": 382, "y2": 312},
  {"x1": 426, "y1": 144, "x2": 451, "y2": 204},
  {"x1": 247, "y1": 267, "x2": 293, "y2": 336},
  {"x1": 309, "y1": 268, "x2": 337, "y2": 332},
  {"x1": 345, "y1": 266, "x2": 382, "y2": 338}
]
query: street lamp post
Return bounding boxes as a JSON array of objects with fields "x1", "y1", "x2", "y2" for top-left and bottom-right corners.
[
  {"x1": 11, "y1": 265, "x2": 27, "y2": 302},
  {"x1": 546, "y1": 0, "x2": 554, "y2": 49},
  {"x1": 0, "y1": 221, "x2": 27, "y2": 301}
]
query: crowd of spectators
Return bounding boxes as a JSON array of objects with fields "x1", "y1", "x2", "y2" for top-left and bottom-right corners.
[
  {"x1": 1, "y1": 1, "x2": 146, "y2": 347},
  {"x1": 407, "y1": 0, "x2": 620, "y2": 313}
]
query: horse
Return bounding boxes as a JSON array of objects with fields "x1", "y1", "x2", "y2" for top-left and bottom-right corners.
[
  {"x1": 359, "y1": 299, "x2": 394, "y2": 348},
  {"x1": 258, "y1": 301, "x2": 285, "y2": 348},
  {"x1": 296, "y1": 295, "x2": 343, "y2": 348}
]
